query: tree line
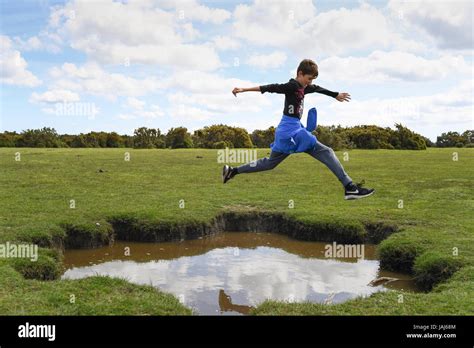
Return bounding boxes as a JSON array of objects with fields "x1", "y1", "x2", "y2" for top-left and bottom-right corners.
[{"x1": 0, "y1": 125, "x2": 472, "y2": 150}]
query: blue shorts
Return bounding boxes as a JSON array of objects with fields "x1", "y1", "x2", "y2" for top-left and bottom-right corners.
[{"x1": 270, "y1": 108, "x2": 318, "y2": 154}]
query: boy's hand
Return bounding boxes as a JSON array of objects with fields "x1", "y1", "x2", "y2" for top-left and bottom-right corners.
[
  {"x1": 336, "y1": 92, "x2": 351, "y2": 102},
  {"x1": 232, "y1": 87, "x2": 244, "y2": 97}
]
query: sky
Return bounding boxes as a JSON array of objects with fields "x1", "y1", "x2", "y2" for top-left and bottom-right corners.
[{"x1": 0, "y1": 0, "x2": 472, "y2": 141}]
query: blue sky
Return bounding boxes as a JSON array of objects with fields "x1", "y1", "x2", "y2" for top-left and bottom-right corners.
[{"x1": 1, "y1": 0, "x2": 472, "y2": 141}]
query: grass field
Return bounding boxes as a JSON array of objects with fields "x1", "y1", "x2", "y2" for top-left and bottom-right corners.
[{"x1": 0, "y1": 147, "x2": 473, "y2": 315}]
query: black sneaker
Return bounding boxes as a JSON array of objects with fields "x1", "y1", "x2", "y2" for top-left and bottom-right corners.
[
  {"x1": 222, "y1": 165, "x2": 237, "y2": 184},
  {"x1": 344, "y1": 180, "x2": 375, "y2": 200}
]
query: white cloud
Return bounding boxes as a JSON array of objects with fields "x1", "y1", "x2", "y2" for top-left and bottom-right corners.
[
  {"x1": 109, "y1": 69, "x2": 278, "y2": 126},
  {"x1": 118, "y1": 113, "x2": 137, "y2": 120},
  {"x1": 232, "y1": 0, "x2": 315, "y2": 50},
  {"x1": 0, "y1": 35, "x2": 42, "y2": 87},
  {"x1": 138, "y1": 104, "x2": 165, "y2": 119},
  {"x1": 126, "y1": 97, "x2": 145, "y2": 111},
  {"x1": 233, "y1": 109, "x2": 281, "y2": 132},
  {"x1": 47, "y1": 0, "x2": 224, "y2": 70},
  {"x1": 77, "y1": 41, "x2": 221, "y2": 70},
  {"x1": 119, "y1": 97, "x2": 164, "y2": 120},
  {"x1": 232, "y1": 1, "x2": 426, "y2": 56},
  {"x1": 167, "y1": 91, "x2": 267, "y2": 114},
  {"x1": 388, "y1": 0, "x2": 473, "y2": 50},
  {"x1": 48, "y1": 62, "x2": 164, "y2": 100},
  {"x1": 181, "y1": 23, "x2": 200, "y2": 41},
  {"x1": 168, "y1": 0, "x2": 231, "y2": 24},
  {"x1": 40, "y1": 65, "x2": 275, "y2": 123},
  {"x1": 13, "y1": 31, "x2": 62, "y2": 53},
  {"x1": 14, "y1": 36, "x2": 42, "y2": 50},
  {"x1": 321, "y1": 80, "x2": 473, "y2": 140},
  {"x1": 319, "y1": 51, "x2": 471, "y2": 83},
  {"x1": 163, "y1": 70, "x2": 273, "y2": 117},
  {"x1": 212, "y1": 35, "x2": 241, "y2": 51},
  {"x1": 246, "y1": 51, "x2": 287, "y2": 69},
  {"x1": 30, "y1": 89, "x2": 80, "y2": 103},
  {"x1": 30, "y1": 88, "x2": 99, "y2": 120},
  {"x1": 304, "y1": 3, "x2": 392, "y2": 55},
  {"x1": 173, "y1": 104, "x2": 214, "y2": 121}
]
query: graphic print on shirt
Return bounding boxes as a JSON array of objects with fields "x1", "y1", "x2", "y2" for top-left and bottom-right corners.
[{"x1": 295, "y1": 88, "x2": 305, "y2": 119}]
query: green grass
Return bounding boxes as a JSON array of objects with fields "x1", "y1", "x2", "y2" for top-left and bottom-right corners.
[
  {"x1": 0, "y1": 264, "x2": 192, "y2": 315},
  {"x1": 0, "y1": 147, "x2": 473, "y2": 315}
]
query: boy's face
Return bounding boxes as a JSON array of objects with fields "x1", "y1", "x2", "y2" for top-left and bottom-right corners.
[{"x1": 297, "y1": 71, "x2": 317, "y2": 87}]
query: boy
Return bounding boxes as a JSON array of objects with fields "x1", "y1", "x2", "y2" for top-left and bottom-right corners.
[{"x1": 223, "y1": 59, "x2": 374, "y2": 200}]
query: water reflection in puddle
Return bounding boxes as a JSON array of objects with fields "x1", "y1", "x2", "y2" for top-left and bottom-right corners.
[{"x1": 62, "y1": 232, "x2": 418, "y2": 315}]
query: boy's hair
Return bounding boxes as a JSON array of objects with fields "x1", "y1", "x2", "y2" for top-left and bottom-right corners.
[{"x1": 297, "y1": 59, "x2": 318, "y2": 78}]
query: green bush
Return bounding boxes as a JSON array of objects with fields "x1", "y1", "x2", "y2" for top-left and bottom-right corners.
[
  {"x1": 251, "y1": 127, "x2": 275, "y2": 148},
  {"x1": 212, "y1": 140, "x2": 233, "y2": 149},
  {"x1": 1, "y1": 125, "x2": 470, "y2": 149},
  {"x1": 0, "y1": 131, "x2": 19, "y2": 147},
  {"x1": 193, "y1": 124, "x2": 253, "y2": 149},
  {"x1": 133, "y1": 127, "x2": 165, "y2": 149},
  {"x1": 16, "y1": 127, "x2": 66, "y2": 148},
  {"x1": 436, "y1": 130, "x2": 473, "y2": 148},
  {"x1": 314, "y1": 125, "x2": 352, "y2": 150},
  {"x1": 165, "y1": 127, "x2": 193, "y2": 148}
]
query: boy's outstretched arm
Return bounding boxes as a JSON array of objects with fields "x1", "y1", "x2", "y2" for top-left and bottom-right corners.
[
  {"x1": 232, "y1": 86, "x2": 260, "y2": 97},
  {"x1": 305, "y1": 84, "x2": 351, "y2": 102},
  {"x1": 233, "y1": 81, "x2": 297, "y2": 96}
]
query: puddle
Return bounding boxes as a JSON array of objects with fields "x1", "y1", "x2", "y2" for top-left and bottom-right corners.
[{"x1": 62, "y1": 232, "x2": 419, "y2": 315}]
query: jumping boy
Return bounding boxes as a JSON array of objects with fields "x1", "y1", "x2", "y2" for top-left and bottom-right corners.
[{"x1": 223, "y1": 59, "x2": 374, "y2": 200}]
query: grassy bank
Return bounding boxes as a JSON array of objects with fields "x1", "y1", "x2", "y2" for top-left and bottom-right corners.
[{"x1": 0, "y1": 147, "x2": 472, "y2": 315}]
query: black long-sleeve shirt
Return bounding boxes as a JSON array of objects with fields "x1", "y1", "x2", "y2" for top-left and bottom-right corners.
[{"x1": 260, "y1": 78, "x2": 338, "y2": 119}]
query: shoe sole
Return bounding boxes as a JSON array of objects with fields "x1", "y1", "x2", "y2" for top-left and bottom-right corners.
[
  {"x1": 222, "y1": 165, "x2": 230, "y2": 184},
  {"x1": 344, "y1": 190, "x2": 375, "y2": 200}
]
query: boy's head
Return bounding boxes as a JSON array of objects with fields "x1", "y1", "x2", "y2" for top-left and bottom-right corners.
[{"x1": 296, "y1": 59, "x2": 318, "y2": 87}]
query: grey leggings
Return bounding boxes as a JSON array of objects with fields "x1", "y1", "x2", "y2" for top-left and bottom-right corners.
[{"x1": 236, "y1": 141, "x2": 352, "y2": 187}]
